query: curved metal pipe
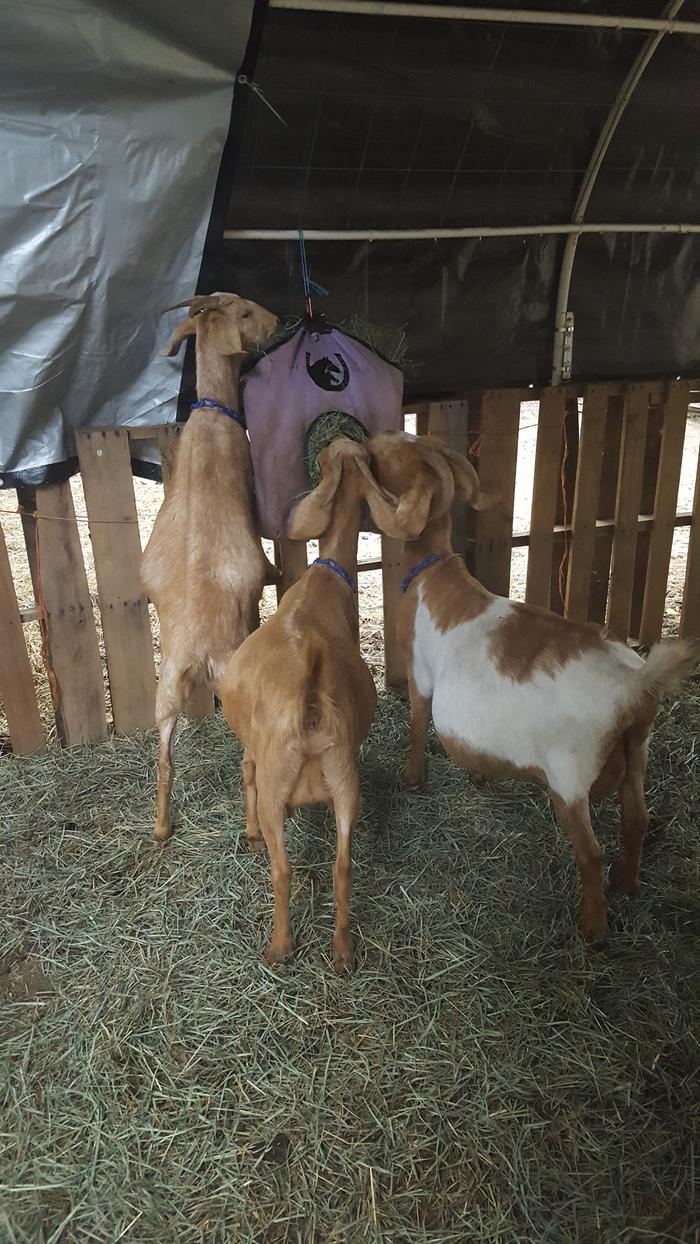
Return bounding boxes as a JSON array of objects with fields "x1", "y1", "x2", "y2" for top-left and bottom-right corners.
[
  {"x1": 550, "y1": 0, "x2": 687, "y2": 384},
  {"x1": 269, "y1": 0, "x2": 700, "y2": 35}
]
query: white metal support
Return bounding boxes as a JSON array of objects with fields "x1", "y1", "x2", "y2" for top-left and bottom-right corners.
[
  {"x1": 268, "y1": 0, "x2": 700, "y2": 36},
  {"x1": 550, "y1": 0, "x2": 688, "y2": 384},
  {"x1": 225, "y1": 223, "x2": 700, "y2": 241}
]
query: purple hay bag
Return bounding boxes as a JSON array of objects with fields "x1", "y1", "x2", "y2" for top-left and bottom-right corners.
[{"x1": 241, "y1": 325, "x2": 403, "y2": 540}]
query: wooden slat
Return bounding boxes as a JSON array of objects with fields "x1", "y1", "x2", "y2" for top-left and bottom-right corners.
[
  {"x1": 157, "y1": 425, "x2": 180, "y2": 496},
  {"x1": 680, "y1": 443, "x2": 700, "y2": 639},
  {"x1": 75, "y1": 429, "x2": 156, "y2": 733},
  {"x1": 471, "y1": 389, "x2": 521, "y2": 596},
  {"x1": 564, "y1": 387, "x2": 609, "y2": 621},
  {"x1": 21, "y1": 483, "x2": 107, "y2": 746},
  {"x1": 0, "y1": 525, "x2": 45, "y2": 755},
  {"x1": 589, "y1": 395, "x2": 624, "y2": 624},
  {"x1": 274, "y1": 539, "x2": 308, "y2": 604},
  {"x1": 639, "y1": 381, "x2": 690, "y2": 644},
  {"x1": 629, "y1": 403, "x2": 664, "y2": 638},
  {"x1": 414, "y1": 403, "x2": 430, "y2": 436},
  {"x1": 607, "y1": 384, "x2": 651, "y2": 641},
  {"x1": 428, "y1": 400, "x2": 470, "y2": 557},
  {"x1": 381, "y1": 535, "x2": 405, "y2": 688},
  {"x1": 549, "y1": 398, "x2": 580, "y2": 615},
  {"x1": 525, "y1": 387, "x2": 565, "y2": 607}
]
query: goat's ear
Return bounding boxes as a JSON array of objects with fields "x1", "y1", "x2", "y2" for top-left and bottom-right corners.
[
  {"x1": 161, "y1": 317, "x2": 197, "y2": 357},
  {"x1": 207, "y1": 313, "x2": 244, "y2": 357},
  {"x1": 355, "y1": 457, "x2": 409, "y2": 540},
  {"x1": 437, "y1": 445, "x2": 492, "y2": 510},
  {"x1": 393, "y1": 483, "x2": 434, "y2": 539},
  {"x1": 287, "y1": 457, "x2": 344, "y2": 539}
]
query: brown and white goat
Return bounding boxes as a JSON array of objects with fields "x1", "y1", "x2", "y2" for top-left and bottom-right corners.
[
  {"x1": 141, "y1": 292, "x2": 278, "y2": 842},
  {"x1": 368, "y1": 431, "x2": 700, "y2": 945},
  {"x1": 218, "y1": 438, "x2": 405, "y2": 973}
]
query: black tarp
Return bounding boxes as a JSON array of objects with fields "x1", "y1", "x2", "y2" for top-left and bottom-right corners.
[{"x1": 215, "y1": 0, "x2": 700, "y2": 398}]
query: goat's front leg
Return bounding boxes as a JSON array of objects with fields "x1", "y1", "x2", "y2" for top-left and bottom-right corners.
[
  {"x1": 324, "y1": 751, "x2": 360, "y2": 975},
  {"x1": 257, "y1": 793, "x2": 294, "y2": 964},
  {"x1": 154, "y1": 713, "x2": 178, "y2": 841},
  {"x1": 403, "y1": 676, "x2": 431, "y2": 789},
  {"x1": 551, "y1": 793, "x2": 607, "y2": 946},
  {"x1": 242, "y1": 750, "x2": 265, "y2": 853}
]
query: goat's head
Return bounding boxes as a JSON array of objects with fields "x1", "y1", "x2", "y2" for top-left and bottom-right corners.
[
  {"x1": 368, "y1": 431, "x2": 492, "y2": 539},
  {"x1": 160, "y1": 292, "x2": 278, "y2": 358},
  {"x1": 287, "y1": 437, "x2": 407, "y2": 541}
]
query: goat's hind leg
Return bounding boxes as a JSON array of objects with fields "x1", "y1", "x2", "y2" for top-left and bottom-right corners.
[
  {"x1": 611, "y1": 729, "x2": 651, "y2": 896},
  {"x1": 242, "y1": 750, "x2": 265, "y2": 853},
  {"x1": 323, "y1": 749, "x2": 361, "y2": 975},
  {"x1": 551, "y1": 793, "x2": 607, "y2": 946},
  {"x1": 256, "y1": 790, "x2": 294, "y2": 965}
]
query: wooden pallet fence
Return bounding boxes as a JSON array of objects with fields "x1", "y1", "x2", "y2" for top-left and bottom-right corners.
[{"x1": 1, "y1": 380, "x2": 698, "y2": 753}]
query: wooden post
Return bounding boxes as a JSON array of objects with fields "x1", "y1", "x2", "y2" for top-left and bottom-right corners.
[
  {"x1": 549, "y1": 396, "x2": 580, "y2": 615},
  {"x1": 589, "y1": 394, "x2": 624, "y2": 625},
  {"x1": 76, "y1": 429, "x2": 157, "y2": 734},
  {"x1": 16, "y1": 482, "x2": 107, "y2": 746},
  {"x1": 381, "y1": 535, "x2": 405, "y2": 689},
  {"x1": 680, "y1": 441, "x2": 700, "y2": 639},
  {"x1": 607, "y1": 384, "x2": 651, "y2": 641},
  {"x1": 274, "y1": 539, "x2": 308, "y2": 603},
  {"x1": 639, "y1": 381, "x2": 689, "y2": 644},
  {"x1": 564, "y1": 386, "x2": 609, "y2": 622},
  {"x1": 428, "y1": 400, "x2": 470, "y2": 558},
  {"x1": 525, "y1": 387, "x2": 566, "y2": 608},
  {"x1": 157, "y1": 425, "x2": 180, "y2": 495},
  {"x1": 0, "y1": 524, "x2": 45, "y2": 755},
  {"x1": 470, "y1": 390, "x2": 521, "y2": 596}
]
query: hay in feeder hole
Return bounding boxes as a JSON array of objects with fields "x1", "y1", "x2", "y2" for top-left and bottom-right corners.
[{"x1": 303, "y1": 410, "x2": 369, "y2": 488}]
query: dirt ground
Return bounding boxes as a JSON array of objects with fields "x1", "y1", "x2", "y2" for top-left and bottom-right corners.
[{"x1": 1, "y1": 403, "x2": 699, "y2": 734}]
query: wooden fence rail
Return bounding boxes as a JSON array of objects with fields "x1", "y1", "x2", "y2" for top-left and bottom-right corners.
[{"x1": 1, "y1": 380, "x2": 698, "y2": 755}]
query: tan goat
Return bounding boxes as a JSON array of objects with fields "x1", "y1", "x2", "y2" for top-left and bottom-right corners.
[
  {"x1": 368, "y1": 431, "x2": 700, "y2": 945},
  {"x1": 218, "y1": 438, "x2": 405, "y2": 973},
  {"x1": 141, "y1": 292, "x2": 278, "y2": 842}
]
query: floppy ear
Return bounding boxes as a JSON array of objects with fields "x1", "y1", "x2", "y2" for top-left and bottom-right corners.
[
  {"x1": 206, "y1": 312, "x2": 244, "y2": 357},
  {"x1": 355, "y1": 457, "x2": 413, "y2": 540},
  {"x1": 436, "y1": 445, "x2": 492, "y2": 509},
  {"x1": 287, "y1": 456, "x2": 344, "y2": 539},
  {"x1": 160, "y1": 317, "x2": 197, "y2": 357}
]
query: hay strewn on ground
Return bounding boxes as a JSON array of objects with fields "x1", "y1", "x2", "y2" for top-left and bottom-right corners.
[{"x1": 2, "y1": 683, "x2": 699, "y2": 1244}]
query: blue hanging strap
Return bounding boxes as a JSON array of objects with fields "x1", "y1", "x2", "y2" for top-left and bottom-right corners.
[{"x1": 298, "y1": 230, "x2": 329, "y2": 321}]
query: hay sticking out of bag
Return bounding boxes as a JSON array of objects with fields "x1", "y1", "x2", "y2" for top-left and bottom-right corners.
[{"x1": 303, "y1": 411, "x2": 368, "y2": 488}]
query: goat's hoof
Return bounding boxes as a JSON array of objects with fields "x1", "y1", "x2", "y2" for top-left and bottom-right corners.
[
  {"x1": 580, "y1": 916, "x2": 608, "y2": 949},
  {"x1": 333, "y1": 941, "x2": 354, "y2": 976},
  {"x1": 610, "y1": 861, "x2": 639, "y2": 896},
  {"x1": 153, "y1": 825, "x2": 173, "y2": 844},
  {"x1": 402, "y1": 767, "x2": 425, "y2": 791},
  {"x1": 244, "y1": 834, "x2": 266, "y2": 855},
  {"x1": 265, "y1": 938, "x2": 294, "y2": 967}
]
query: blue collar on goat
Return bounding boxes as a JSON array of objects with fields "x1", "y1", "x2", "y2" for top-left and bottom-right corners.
[
  {"x1": 190, "y1": 398, "x2": 245, "y2": 427},
  {"x1": 312, "y1": 557, "x2": 357, "y2": 594},
  {"x1": 401, "y1": 552, "x2": 452, "y2": 594}
]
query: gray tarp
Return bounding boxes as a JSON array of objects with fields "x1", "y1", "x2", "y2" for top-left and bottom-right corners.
[{"x1": 0, "y1": 0, "x2": 254, "y2": 485}]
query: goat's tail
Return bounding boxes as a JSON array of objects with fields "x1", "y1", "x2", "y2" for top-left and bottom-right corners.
[
  {"x1": 639, "y1": 637, "x2": 700, "y2": 702},
  {"x1": 299, "y1": 634, "x2": 338, "y2": 738}
]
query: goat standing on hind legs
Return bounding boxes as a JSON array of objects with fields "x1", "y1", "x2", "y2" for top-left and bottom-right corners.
[
  {"x1": 218, "y1": 438, "x2": 407, "y2": 974},
  {"x1": 141, "y1": 293, "x2": 279, "y2": 843},
  {"x1": 368, "y1": 431, "x2": 700, "y2": 946}
]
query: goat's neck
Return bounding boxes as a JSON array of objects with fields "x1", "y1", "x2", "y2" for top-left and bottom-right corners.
[
  {"x1": 403, "y1": 514, "x2": 454, "y2": 565},
  {"x1": 318, "y1": 491, "x2": 363, "y2": 580},
  {"x1": 195, "y1": 339, "x2": 242, "y2": 410}
]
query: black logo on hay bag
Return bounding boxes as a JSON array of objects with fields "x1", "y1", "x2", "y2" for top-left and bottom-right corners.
[{"x1": 305, "y1": 351, "x2": 350, "y2": 392}]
